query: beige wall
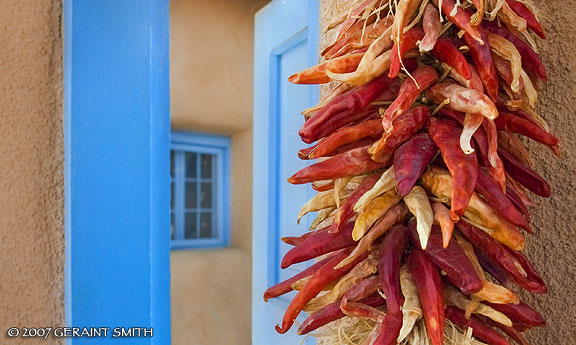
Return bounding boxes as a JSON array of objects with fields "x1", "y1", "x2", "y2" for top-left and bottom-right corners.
[
  {"x1": 0, "y1": 1, "x2": 64, "y2": 344},
  {"x1": 170, "y1": 1, "x2": 266, "y2": 344},
  {"x1": 317, "y1": 1, "x2": 576, "y2": 344}
]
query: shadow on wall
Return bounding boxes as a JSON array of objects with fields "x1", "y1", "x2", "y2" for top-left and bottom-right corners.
[{"x1": 169, "y1": 1, "x2": 269, "y2": 345}]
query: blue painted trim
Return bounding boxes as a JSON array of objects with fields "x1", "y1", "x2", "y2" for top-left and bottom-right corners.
[
  {"x1": 64, "y1": 1, "x2": 171, "y2": 344},
  {"x1": 169, "y1": 131, "x2": 231, "y2": 250}
]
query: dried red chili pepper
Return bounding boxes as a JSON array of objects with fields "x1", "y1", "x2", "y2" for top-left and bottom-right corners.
[
  {"x1": 506, "y1": 186, "x2": 531, "y2": 222},
  {"x1": 495, "y1": 112, "x2": 560, "y2": 148},
  {"x1": 428, "y1": 118, "x2": 479, "y2": 221},
  {"x1": 382, "y1": 67, "x2": 438, "y2": 132},
  {"x1": 371, "y1": 106, "x2": 431, "y2": 162},
  {"x1": 331, "y1": 174, "x2": 381, "y2": 233},
  {"x1": 483, "y1": 22, "x2": 547, "y2": 82},
  {"x1": 485, "y1": 301, "x2": 546, "y2": 327},
  {"x1": 393, "y1": 133, "x2": 438, "y2": 196},
  {"x1": 476, "y1": 250, "x2": 514, "y2": 289},
  {"x1": 275, "y1": 248, "x2": 368, "y2": 334},
  {"x1": 373, "y1": 312, "x2": 404, "y2": 345},
  {"x1": 281, "y1": 226, "x2": 330, "y2": 246},
  {"x1": 281, "y1": 221, "x2": 357, "y2": 269},
  {"x1": 389, "y1": 27, "x2": 425, "y2": 78},
  {"x1": 297, "y1": 293, "x2": 385, "y2": 335},
  {"x1": 340, "y1": 275, "x2": 386, "y2": 321},
  {"x1": 264, "y1": 255, "x2": 332, "y2": 302},
  {"x1": 475, "y1": 314, "x2": 531, "y2": 345},
  {"x1": 299, "y1": 119, "x2": 383, "y2": 160},
  {"x1": 379, "y1": 224, "x2": 409, "y2": 313},
  {"x1": 503, "y1": 246, "x2": 548, "y2": 293},
  {"x1": 433, "y1": 0, "x2": 483, "y2": 43},
  {"x1": 431, "y1": 37, "x2": 472, "y2": 79},
  {"x1": 288, "y1": 145, "x2": 385, "y2": 185},
  {"x1": 476, "y1": 168, "x2": 532, "y2": 233},
  {"x1": 445, "y1": 306, "x2": 513, "y2": 345},
  {"x1": 409, "y1": 223, "x2": 483, "y2": 294},
  {"x1": 288, "y1": 51, "x2": 366, "y2": 84},
  {"x1": 505, "y1": 0, "x2": 545, "y2": 39},
  {"x1": 464, "y1": 28, "x2": 499, "y2": 102},
  {"x1": 406, "y1": 249, "x2": 444, "y2": 345},
  {"x1": 499, "y1": 148, "x2": 551, "y2": 198},
  {"x1": 420, "y1": 4, "x2": 441, "y2": 52}
]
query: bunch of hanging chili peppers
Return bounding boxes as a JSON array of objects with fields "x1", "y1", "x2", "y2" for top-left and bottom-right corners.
[{"x1": 265, "y1": 0, "x2": 555, "y2": 344}]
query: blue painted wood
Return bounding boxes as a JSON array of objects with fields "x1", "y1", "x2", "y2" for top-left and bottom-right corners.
[
  {"x1": 252, "y1": 0, "x2": 319, "y2": 344},
  {"x1": 170, "y1": 131, "x2": 231, "y2": 250},
  {"x1": 64, "y1": 0, "x2": 171, "y2": 343}
]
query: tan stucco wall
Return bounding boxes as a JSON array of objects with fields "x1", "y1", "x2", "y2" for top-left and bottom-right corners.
[
  {"x1": 0, "y1": 1, "x2": 64, "y2": 343},
  {"x1": 170, "y1": 1, "x2": 266, "y2": 344},
  {"x1": 318, "y1": 1, "x2": 576, "y2": 344}
]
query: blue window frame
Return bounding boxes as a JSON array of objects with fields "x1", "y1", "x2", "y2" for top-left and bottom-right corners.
[{"x1": 170, "y1": 131, "x2": 230, "y2": 249}]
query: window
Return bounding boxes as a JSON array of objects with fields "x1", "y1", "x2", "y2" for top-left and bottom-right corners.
[{"x1": 170, "y1": 131, "x2": 230, "y2": 249}]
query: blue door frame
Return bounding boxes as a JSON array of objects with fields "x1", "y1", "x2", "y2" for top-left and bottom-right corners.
[{"x1": 64, "y1": 1, "x2": 171, "y2": 343}]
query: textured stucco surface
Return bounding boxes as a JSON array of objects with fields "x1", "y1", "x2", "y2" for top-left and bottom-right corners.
[
  {"x1": 319, "y1": 1, "x2": 576, "y2": 344},
  {"x1": 170, "y1": 0, "x2": 265, "y2": 344},
  {"x1": 0, "y1": 0, "x2": 64, "y2": 343}
]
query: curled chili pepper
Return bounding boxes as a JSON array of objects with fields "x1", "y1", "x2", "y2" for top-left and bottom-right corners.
[
  {"x1": 409, "y1": 223, "x2": 483, "y2": 294},
  {"x1": 393, "y1": 133, "x2": 438, "y2": 197},
  {"x1": 406, "y1": 249, "x2": 444, "y2": 345},
  {"x1": 428, "y1": 118, "x2": 479, "y2": 221}
]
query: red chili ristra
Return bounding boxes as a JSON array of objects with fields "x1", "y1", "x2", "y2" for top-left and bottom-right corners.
[
  {"x1": 494, "y1": 112, "x2": 560, "y2": 148},
  {"x1": 428, "y1": 117, "x2": 479, "y2": 221},
  {"x1": 382, "y1": 67, "x2": 438, "y2": 132},
  {"x1": 331, "y1": 174, "x2": 381, "y2": 233},
  {"x1": 299, "y1": 119, "x2": 383, "y2": 160},
  {"x1": 464, "y1": 28, "x2": 499, "y2": 102},
  {"x1": 281, "y1": 221, "x2": 357, "y2": 269},
  {"x1": 389, "y1": 27, "x2": 425, "y2": 78},
  {"x1": 297, "y1": 293, "x2": 385, "y2": 335},
  {"x1": 505, "y1": 0, "x2": 546, "y2": 39},
  {"x1": 456, "y1": 221, "x2": 547, "y2": 293},
  {"x1": 393, "y1": 133, "x2": 438, "y2": 196},
  {"x1": 431, "y1": 37, "x2": 472, "y2": 79},
  {"x1": 409, "y1": 223, "x2": 484, "y2": 294},
  {"x1": 485, "y1": 301, "x2": 546, "y2": 327},
  {"x1": 263, "y1": 255, "x2": 332, "y2": 301},
  {"x1": 378, "y1": 224, "x2": 409, "y2": 313},
  {"x1": 476, "y1": 168, "x2": 532, "y2": 233},
  {"x1": 407, "y1": 249, "x2": 444, "y2": 345},
  {"x1": 275, "y1": 248, "x2": 368, "y2": 334},
  {"x1": 445, "y1": 306, "x2": 513, "y2": 345},
  {"x1": 288, "y1": 145, "x2": 385, "y2": 184},
  {"x1": 371, "y1": 106, "x2": 431, "y2": 162},
  {"x1": 499, "y1": 148, "x2": 551, "y2": 198},
  {"x1": 483, "y1": 22, "x2": 547, "y2": 82}
]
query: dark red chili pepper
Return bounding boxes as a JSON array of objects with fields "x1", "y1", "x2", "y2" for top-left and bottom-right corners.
[
  {"x1": 483, "y1": 22, "x2": 547, "y2": 82},
  {"x1": 371, "y1": 106, "x2": 431, "y2": 162},
  {"x1": 464, "y1": 28, "x2": 499, "y2": 102},
  {"x1": 275, "y1": 248, "x2": 368, "y2": 334},
  {"x1": 373, "y1": 312, "x2": 404, "y2": 345},
  {"x1": 340, "y1": 276, "x2": 385, "y2": 321},
  {"x1": 382, "y1": 67, "x2": 438, "y2": 131},
  {"x1": 494, "y1": 112, "x2": 559, "y2": 148},
  {"x1": 288, "y1": 145, "x2": 385, "y2": 185},
  {"x1": 433, "y1": 0, "x2": 483, "y2": 43},
  {"x1": 476, "y1": 168, "x2": 532, "y2": 233},
  {"x1": 394, "y1": 133, "x2": 438, "y2": 196},
  {"x1": 409, "y1": 223, "x2": 483, "y2": 294},
  {"x1": 431, "y1": 37, "x2": 471, "y2": 79},
  {"x1": 506, "y1": 186, "x2": 531, "y2": 222},
  {"x1": 379, "y1": 224, "x2": 409, "y2": 313},
  {"x1": 428, "y1": 117, "x2": 479, "y2": 221},
  {"x1": 407, "y1": 249, "x2": 444, "y2": 345},
  {"x1": 456, "y1": 221, "x2": 547, "y2": 293},
  {"x1": 498, "y1": 148, "x2": 551, "y2": 198},
  {"x1": 297, "y1": 293, "x2": 385, "y2": 335},
  {"x1": 331, "y1": 174, "x2": 381, "y2": 233},
  {"x1": 505, "y1": 0, "x2": 545, "y2": 39},
  {"x1": 445, "y1": 307, "x2": 512, "y2": 345},
  {"x1": 281, "y1": 221, "x2": 357, "y2": 269},
  {"x1": 300, "y1": 75, "x2": 395, "y2": 143},
  {"x1": 389, "y1": 27, "x2": 425, "y2": 78},
  {"x1": 263, "y1": 255, "x2": 332, "y2": 301},
  {"x1": 299, "y1": 119, "x2": 383, "y2": 160},
  {"x1": 496, "y1": 100, "x2": 545, "y2": 131},
  {"x1": 475, "y1": 314, "x2": 530, "y2": 345},
  {"x1": 485, "y1": 301, "x2": 546, "y2": 327},
  {"x1": 476, "y1": 250, "x2": 513, "y2": 289}
]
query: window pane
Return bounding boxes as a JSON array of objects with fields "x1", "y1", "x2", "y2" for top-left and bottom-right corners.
[
  {"x1": 199, "y1": 212, "x2": 212, "y2": 238},
  {"x1": 200, "y1": 182, "x2": 212, "y2": 209},
  {"x1": 185, "y1": 182, "x2": 197, "y2": 208},
  {"x1": 170, "y1": 150, "x2": 175, "y2": 178},
  {"x1": 170, "y1": 212, "x2": 175, "y2": 240},
  {"x1": 185, "y1": 152, "x2": 197, "y2": 178},
  {"x1": 201, "y1": 154, "x2": 212, "y2": 178},
  {"x1": 184, "y1": 212, "x2": 197, "y2": 239}
]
